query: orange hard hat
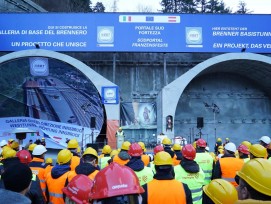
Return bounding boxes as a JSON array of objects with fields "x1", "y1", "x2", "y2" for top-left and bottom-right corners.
[{"x1": 90, "y1": 162, "x2": 144, "y2": 200}]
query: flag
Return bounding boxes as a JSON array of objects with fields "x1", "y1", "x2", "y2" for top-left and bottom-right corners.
[
  {"x1": 122, "y1": 16, "x2": 131, "y2": 22},
  {"x1": 168, "y1": 16, "x2": 177, "y2": 22},
  {"x1": 146, "y1": 16, "x2": 154, "y2": 22}
]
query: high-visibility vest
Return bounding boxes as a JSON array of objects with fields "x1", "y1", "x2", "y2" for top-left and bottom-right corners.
[
  {"x1": 220, "y1": 157, "x2": 244, "y2": 187},
  {"x1": 243, "y1": 158, "x2": 250, "y2": 163},
  {"x1": 134, "y1": 166, "x2": 153, "y2": 186},
  {"x1": 99, "y1": 156, "x2": 111, "y2": 169},
  {"x1": 116, "y1": 131, "x2": 124, "y2": 137},
  {"x1": 68, "y1": 169, "x2": 99, "y2": 182},
  {"x1": 29, "y1": 157, "x2": 50, "y2": 200},
  {"x1": 141, "y1": 154, "x2": 150, "y2": 166},
  {"x1": 195, "y1": 152, "x2": 213, "y2": 185},
  {"x1": 174, "y1": 165, "x2": 205, "y2": 204},
  {"x1": 46, "y1": 171, "x2": 70, "y2": 204},
  {"x1": 70, "y1": 156, "x2": 80, "y2": 171},
  {"x1": 147, "y1": 179, "x2": 186, "y2": 204},
  {"x1": 113, "y1": 154, "x2": 129, "y2": 165}
]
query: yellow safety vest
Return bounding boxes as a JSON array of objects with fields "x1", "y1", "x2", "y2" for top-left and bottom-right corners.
[
  {"x1": 134, "y1": 166, "x2": 153, "y2": 186},
  {"x1": 195, "y1": 152, "x2": 213, "y2": 185}
]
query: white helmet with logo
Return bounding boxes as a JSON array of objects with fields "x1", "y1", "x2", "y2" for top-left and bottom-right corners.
[
  {"x1": 32, "y1": 145, "x2": 47, "y2": 156},
  {"x1": 259, "y1": 136, "x2": 271, "y2": 145}
]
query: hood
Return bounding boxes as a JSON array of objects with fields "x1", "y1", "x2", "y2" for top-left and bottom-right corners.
[
  {"x1": 126, "y1": 157, "x2": 144, "y2": 171},
  {"x1": 51, "y1": 164, "x2": 71, "y2": 179},
  {"x1": 118, "y1": 151, "x2": 130, "y2": 160},
  {"x1": 164, "y1": 148, "x2": 175, "y2": 158},
  {"x1": 175, "y1": 152, "x2": 182, "y2": 160},
  {"x1": 181, "y1": 159, "x2": 200, "y2": 173},
  {"x1": 75, "y1": 163, "x2": 97, "y2": 176},
  {"x1": 3, "y1": 157, "x2": 20, "y2": 169}
]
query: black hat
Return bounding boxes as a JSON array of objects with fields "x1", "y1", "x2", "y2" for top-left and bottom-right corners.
[{"x1": 2, "y1": 163, "x2": 32, "y2": 193}]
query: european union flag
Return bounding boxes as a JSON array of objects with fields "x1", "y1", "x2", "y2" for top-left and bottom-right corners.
[{"x1": 146, "y1": 16, "x2": 154, "y2": 22}]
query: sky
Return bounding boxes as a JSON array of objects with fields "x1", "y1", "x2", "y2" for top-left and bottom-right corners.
[{"x1": 92, "y1": 0, "x2": 271, "y2": 14}]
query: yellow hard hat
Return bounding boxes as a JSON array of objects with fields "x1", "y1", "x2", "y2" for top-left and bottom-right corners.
[
  {"x1": 83, "y1": 147, "x2": 98, "y2": 158},
  {"x1": 203, "y1": 179, "x2": 238, "y2": 204},
  {"x1": 28, "y1": 143, "x2": 37, "y2": 151},
  {"x1": 1, "y1": 146, "x2": 11, "y2": 156},
  {"x1": 192, "y1": 141, "x2": 197, "y2": 148},
  {"x1": 225, "y1": 137, "x2": 230, "y2": 141},
  {"x1": 154, "y1": 151, "x2": 173, "y2": 166},
  {"x1": 46, "y1": 158, "x2": 53, "y2": 164},
  {"x1": 121, "y1": 141, "x2": 131, "y2": 151},
  {"x1": 3, "y1": 149, "x2": 17, "y2": 159},
  {"x1": 110, "y1": 149, "x2": 119, "y2": 157},
  {"x1": 172, "y1": 143, "x2": 182, "y2": 151},
  {"x1": 118, "y1": 127, "x2": 122, "y2": 130},
  {"x1": 102, "y1": 145, "x2": 112, "y2": 154},
  {"x1": 11, "y1": 141, "x2": 19, "y2": 150},
  {"x1": 217, "y1": 137, "x2": 222, "y2": 142},
  {"x1": 57, "y1": 149, "x2": 72, "y2": 165},
  {"x1": 241, "y1": 141, "x2": 252, "y2": 149},
  {"x1": 67, "y1": 139, "x2": 79, "y2": 149},
  {"x1": 162, "y1": 137, "x2": 171, "y2": 145},
  {"x1": 237, "y1": 158, "x2": 271, "y2": 196},
  {"x1": 138, "y1": 142, "x2": 146, "y2": 152},
  {"x1": 8, "y1": 139, "x2": 14, "y2": 143},
  {"x1": 249, "y1": 144, "x2": 267, "y2": 158}
]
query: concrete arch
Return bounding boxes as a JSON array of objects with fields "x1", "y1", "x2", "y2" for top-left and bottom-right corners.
[
  {"x1": 160, "y1": 53, "x2": 271, "y2": 138},
  {"x1": 0, "y1": 49, "x2": 119, "y2": 121}
]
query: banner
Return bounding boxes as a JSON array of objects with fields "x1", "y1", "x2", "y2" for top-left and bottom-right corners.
[
  {"x1": 0, "y1": 117, "x2": 98, "y2": 149},
  {"x1": 120, "y1": 102, "x2": 156, "y2": 129},
  {"x1": 0, "y1": 13, "x2": 271, "y2": 53}
]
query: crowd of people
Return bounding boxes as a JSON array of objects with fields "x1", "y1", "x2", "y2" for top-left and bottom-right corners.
[{"x1": 0, "y1": 135, "x2": 271, "y2": 204}]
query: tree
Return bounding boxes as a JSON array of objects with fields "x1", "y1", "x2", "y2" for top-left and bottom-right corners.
[
  {"x1": 160, "y1": 0, "x2": 231, "y2": 13},
  {"x1": 92, "y1": 2, "x2": 105, "y2": 12},
  {"x1": 236, "y1": 1, "x2": 251, "y2": 14}
]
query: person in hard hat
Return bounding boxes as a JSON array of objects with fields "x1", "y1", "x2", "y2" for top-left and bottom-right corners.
[
  {"x1": 115, "y1": 127, "x2": 125, "y2": 149},
  {"x1": 202, "y1": 179, "x2": 238, "y2": 204},
  {"x1": 16, "y1": 150, "x2": 46, "y2": 204},
  {"x1": 216, "y1": 145, "x2": 224, "y2": 158},
  {"x1": 11, "y1": 141, "x2": 19, "y2": 151},
  {"x1": 0, "y1": 139, "x2": 8, "y2": 148},
  {"x1": 91, "y1": 162, "x2": 144, "y2": 203},
  {"x1": 46, "y1": 149, "x2": 73, "y2": 204},
  {"x1": 28, "y1": 145, "x2": 49, "y2": 201},
  {"x1": 63, "y1": 174, "x2": 93, "y2": 204},
  {"x1": 236, "y1": 158, "x2": 271, "y2": 203},
  {"x1": 113, "y1": 141, "x2": 131, "y2": 165},
  {"x1": 68, "y1": 147, "x2": 99, "y2": 182},
  {"x1": 0, "y1": 162, "x2": 32, "y2": 204},
  {"x1": 241, "y1": 141, "x2": 251, "y2": 149},
  {"x1": 28, "y1": 143, "x2": 37, "y2": 158},
  {"x1": 237, "y1": 144, "x2": 250, "y2": 163},
  {"x1": 41, "y1": 138, "x2": 46, "y2": 147},
  {"x1": 107, "y1": 149, "x2": 119, "y2": 165},
  {"x1": 67, "y1": 138, "x2": 81, "y2": 171},
  {"x1": 249, "y1": 144, "x2": 267, "y2": 159},
  {"x1": 7, "y1": 139, "x2": 15, "y2": 147},
  {"x1": 213, "y1": 142, "x2": 244, "y2": 187},
  {"x1": 172, "y1": 143, "x2": 182, "y2": 166},
  {"x1": 138, "y1": 141, "x2": 151, "y2": 166},
  {"x1": 162, "y1": 137, "x2": 175, "y2": 159},
  {"x1": 45, "y1": 157, "x2": 54, "y2": 172},
  {"x1": 0, "y1": 148, "x2": 18, "y2": 175},
  {"x1": 259, "y1": 135, "x2": 271, "y2": 148},
  {"x1": 142, "y1": 151, "x2": 192, "y2": 204},
  {"x1": 223, "y1": 137, "x2": 230, "y2": 146},
  {"x1": 24, "y1": 139, "x2": 33, "y2": 151},
  {"x1": 195, "y1": 138, "x2": 214, "y2": 185},
  {"x1": 149, "y1": 145, "x2": 164, "y2": 174},
  {"x1": 126, "y1": 143, "x2": 153, "y2": 186},
  {"x1": 174, "y1": 144, "x2": 205, "y2": 204},
  {"x1": 214, "y1": 137, "x2": 222, "y2": 154},
  {"x1": 98, "y1": 145, "x2": 112, "y2": 169}
]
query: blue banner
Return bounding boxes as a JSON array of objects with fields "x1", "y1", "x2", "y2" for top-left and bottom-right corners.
[{"x1": 0, "y1": 13, "x2": 270, "y2": 53}]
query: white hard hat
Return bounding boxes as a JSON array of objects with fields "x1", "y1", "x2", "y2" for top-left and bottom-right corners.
[
  {"x1": 32, "y1": 145, "x2": 47, "y2": 156},
  {"x1": 224, "y1": 142, "x2": 236, "y2": 153},
  {"x1": 259, "y1": 136, "x2": 271, "y2": 144},
  {"x1": 0, "y1": 140, "x2": 7, "y2": 147},
  {"x1": 205, "y1": 146, "x2": 210, "y2": 152}
]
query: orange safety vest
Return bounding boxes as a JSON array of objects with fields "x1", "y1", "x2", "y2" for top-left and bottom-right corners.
[
  {"x1": 172, "y1": 154, "x2": 181, "y2": 166},
  {"x1": 113, "y1": 154, "x2": 129, "y2": 165},
  {"x1": 46, "y1": 171, "x2": 70, "y2": 204},
  {"x1": 147, "y1": 179, "x2": 186, "y2": 204},
  {"x1": 29, "y1": 157, "x2": 50, "y2": 201},
  {"x1": 220, "y1": 157, "x2": 244, "y2": 186},
  {"x1": 68, "y1": 169, "x2": 99, "y2": 182},
  {"x1": 141, "y1": 154, "x2": 150, "y2": 166},
  {"x1": 70, "y1": 156, "x2": 80, "y2": 171}
]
